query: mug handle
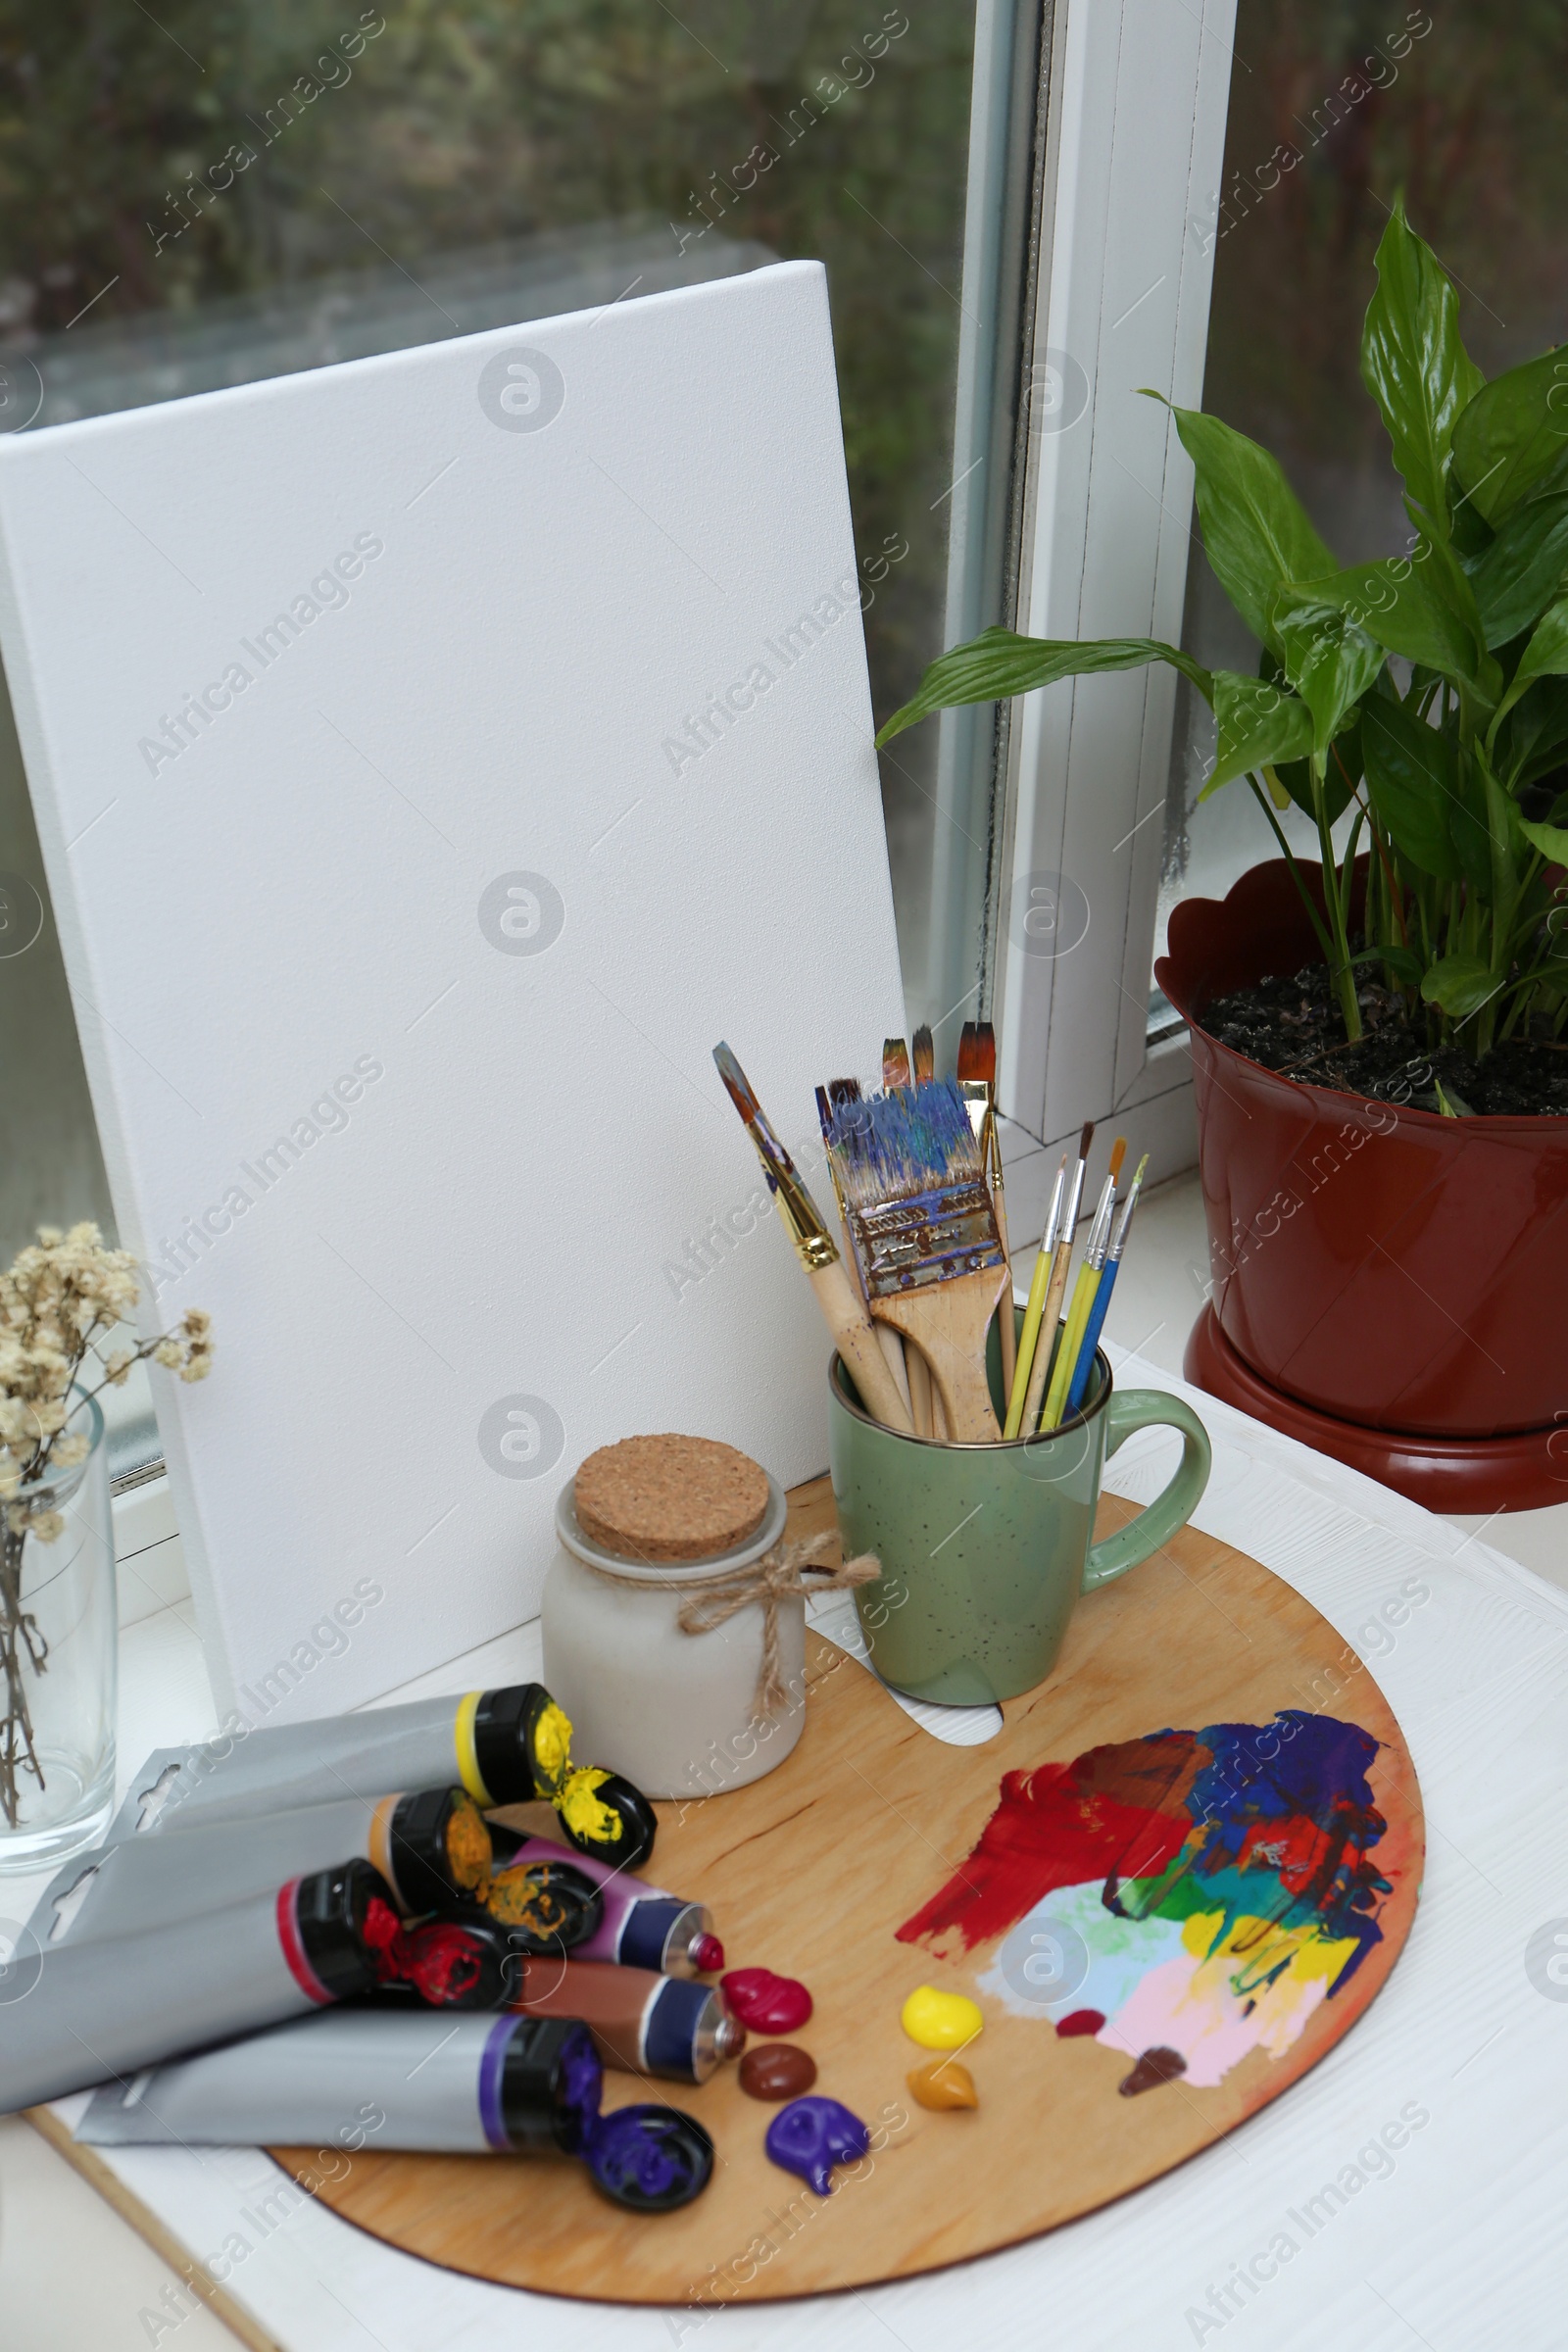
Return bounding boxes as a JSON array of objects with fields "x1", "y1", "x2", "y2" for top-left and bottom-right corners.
[{"x1": 1082, "y1": 1390, "x2": 1211, "y2": 1592}]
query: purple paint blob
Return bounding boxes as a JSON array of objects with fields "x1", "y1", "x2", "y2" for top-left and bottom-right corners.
[
  {"x1": 763, "y1": 2095, "x2": 870, "y2": 2196},
  {"x1": 585, "y1": 2105, "x2": 714, "y2": 2212}
]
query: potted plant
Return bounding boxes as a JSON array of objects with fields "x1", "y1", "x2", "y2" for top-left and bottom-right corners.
[{"x1": 877, "y1": 199, "x2": 1568, "y2": 1511}]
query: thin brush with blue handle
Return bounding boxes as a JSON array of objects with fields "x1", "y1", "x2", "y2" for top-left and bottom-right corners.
[{"x1": 1064, "y1": 1152, "x2": 1149, "y2": 1417}]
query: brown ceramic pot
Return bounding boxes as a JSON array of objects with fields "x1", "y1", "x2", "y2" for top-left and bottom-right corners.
[{"x1": 1156, "y1": 858, "x2": 1568, "y2": 1512}]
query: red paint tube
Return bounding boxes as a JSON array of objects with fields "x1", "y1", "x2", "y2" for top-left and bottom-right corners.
[{"x1": 0, "y1": 1859, "x2": 495, "y2": 2112}]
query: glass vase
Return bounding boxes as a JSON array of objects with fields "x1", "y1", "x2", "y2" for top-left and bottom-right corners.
[{"x1": 0, "y1": 1388, "x2": 116, "y2": 1871}]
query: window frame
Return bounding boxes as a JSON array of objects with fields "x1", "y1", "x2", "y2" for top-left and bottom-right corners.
[{"x1": 990, "y1": 0, "x2": 1238, "y2": 1241}]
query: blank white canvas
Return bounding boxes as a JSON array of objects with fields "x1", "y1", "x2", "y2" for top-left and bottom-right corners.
[{"x1": 0, "y1": 261, "x2": 904, "y2": 1719}]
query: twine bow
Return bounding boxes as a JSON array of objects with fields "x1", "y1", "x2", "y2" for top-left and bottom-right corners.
[{"x1": 582, "y1": 1534, "x2": 881, "y2": 1720}]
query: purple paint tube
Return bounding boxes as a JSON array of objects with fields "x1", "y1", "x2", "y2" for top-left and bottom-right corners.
[
  {"x1": 75, "y1": 2010, "x2": 714, "y2": 2210},
  {"x1": 489, "y1": 1834, "x2": 720, "y2": 1975}
]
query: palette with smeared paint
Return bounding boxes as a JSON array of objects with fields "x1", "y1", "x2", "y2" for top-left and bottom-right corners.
[
  {"x1": 280, "y1": 1478, "x2": 1422, "y2": 2305},
  {"x1": 900, "y1": 1712, "x2": 1392, "y2": 2099}
]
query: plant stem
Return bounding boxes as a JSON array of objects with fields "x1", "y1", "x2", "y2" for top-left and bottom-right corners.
[
  {"x1": 1245, "y1": 775, "x2": 1336, "y2": 964},
  {"x1": 0, "y1": 1524, "x2": 46, "y2": 1829},
  {"x1": 1310, "y1": 755, "x2": 1362, "y2": 1041}
]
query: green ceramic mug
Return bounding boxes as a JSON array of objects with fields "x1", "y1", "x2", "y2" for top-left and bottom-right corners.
[{"x1": 827, "y1": 1321, "x2": 1211, "y2": 1704}]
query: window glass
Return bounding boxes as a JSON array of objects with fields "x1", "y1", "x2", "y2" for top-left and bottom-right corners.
[
  {"x1": 1153, "y1": 0, "x2": 1555, "y2": 1005},
  {"x1": 0, "y1": 1, "x2": 991, "y2": 1327}
]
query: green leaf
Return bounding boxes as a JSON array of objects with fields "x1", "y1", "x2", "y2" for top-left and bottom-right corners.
[
  {"x1": 1350, "y1": 943, "x2": 1426, "y2": 988},
  {"x1": 1160, "y1": 404, "x2": 1335, "y2": 651},
  {"x1": 1451, "y1": 347, "x2": 1568, "y2": 526},
  {"x1": 1433, "y1": 1078, "x2": 1474, "y2": 1117},
  {"x1": 1497, "y1": 673, "x2": 1568, "y2": 785},
  {"x1": 873, "y1": 625, "x2": 1210, "y2": 744},
  {"x1": 1420, "y1": 954, "x2": 1499, "y2": 1020},
  {"x1": 1360, "y1": 694, "x2": 1464, "y2": 880},
  {"x1": 1269, "y1": 598, "x2": 1385, "y2": 756},
  {"x1": 1359, "y1": 195, "x2": 1484, "y2": 535},
  {"x1": 1202, "y1": 672, "x2": 1315, "y2": 797},
  {"x1": 1520, "y1": 814, "x2": 1568, "y2": 867},
  {"x1": 1288, "y1": 555, "x2": 1479, "y2": 679},
  {"x1": 1464, "y1": 492, "x2": 1568, "y2": 648},
  {"x1": 1493, "y1": 594, "x2": 1568, "y2": 730}
]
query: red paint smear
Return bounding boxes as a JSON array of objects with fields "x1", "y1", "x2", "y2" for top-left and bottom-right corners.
[
  {"x1": 363, "y1": 1897, "x2": 486, "y2": 2006},
  {"x1": 896, "y1": 1735, "x2": 1205, "y2": 1956},
  {"x1": 1055, "y1": 2010, "x2": 1104, "y2": 2037}
]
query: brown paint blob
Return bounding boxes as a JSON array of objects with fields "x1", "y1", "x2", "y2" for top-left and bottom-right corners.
[
  {"x1": 906, "y1": 2057, "x2": 978, "y2": 2111},
  {"x1": 1118, "y1": 2045, "x2": 1187, "y2": 2096},
  {"x1": 739, "y1": 2042, "x2": 817, "y2": 2102}
]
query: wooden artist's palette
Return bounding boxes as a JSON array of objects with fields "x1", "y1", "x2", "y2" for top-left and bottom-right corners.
[{"x1": 275, "y1": 1482, "x2": 1424, "y2": 2305}]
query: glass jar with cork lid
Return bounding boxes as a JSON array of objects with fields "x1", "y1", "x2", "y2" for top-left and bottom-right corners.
[{"x1": 541, "y1": 1434, "x2": 878, "y2": 1801}]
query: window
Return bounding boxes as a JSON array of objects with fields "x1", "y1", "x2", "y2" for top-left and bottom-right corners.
[{"x1": 0, "y1": 1, "x2": 1041, "y2": 1434}]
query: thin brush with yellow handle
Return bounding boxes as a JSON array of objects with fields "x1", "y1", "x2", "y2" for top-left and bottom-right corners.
[
  {"x1": 1003, "y1": 1155, "x2": 1064, "y2": 1439},
  {"x1": 957, "y1": 1020, "x2": 1013, "y2": 1407},
  {"x1": 715, "y1": 1044, "x2": 913, "y2": 1434},
  {"x1": 1040, "y1": 1173, "x2": 1116, "y2": 1431},
  {"x1": 1017, "y1": 1121, "x2": 1094, "y2": 1435}
]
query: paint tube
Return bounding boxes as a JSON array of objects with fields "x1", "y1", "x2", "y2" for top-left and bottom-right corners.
[
  {"x1": 112, "y1": 1684, "x2": 657, "y2": 1870},
  {"x1": 486, "y1": 1834, "x2": 720, "y2": 1976},
  {"x1": 74, "y1": 2009, "x2": 714, "y2": 2211},
  {"x1": 496, "y1": 1952, "x2": 745, "y2": 2084},
  {"x1": 31, "y1": 1788, "x2": 521, "y2": 1951},
  {"x1": 0, "y1": 1860, "x2": 424, "y2": 2113}
]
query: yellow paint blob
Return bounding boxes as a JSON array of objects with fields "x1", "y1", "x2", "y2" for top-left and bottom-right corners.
[
  {"x1": 907, "y1": 2057, "x2": 979, "y2": 2111},
  {"x1": 557, "y1": 1764, "x2": 622, "y2": 1846},
  {"x1": 901, "y1": 1984, "x2": 983, "y2": 2050},
  {"x1": 530, "y1": 1701, "x2": 574, "y2": 1793}
]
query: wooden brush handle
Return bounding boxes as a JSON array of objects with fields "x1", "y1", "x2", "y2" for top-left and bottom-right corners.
[
  {"x1": 809, "y1": 1260, "x2": 914, "y2": 1433},
  {"x1": 872, "y1": 1267, "x2": 1007, "y2": 1444},
  {"x1": 993, "y1": 1185, "x2": 1016, "y2": 1398},
  {"x1": 906, "y1": 1343, "x2": 933, "y2": 1439},
  {"x1": 876, "y1": 1324, "x2": 912, "y2": 1416},
  {"x1": 1021, "y1": 1242, "x2": 1072, "y2": 1433}
]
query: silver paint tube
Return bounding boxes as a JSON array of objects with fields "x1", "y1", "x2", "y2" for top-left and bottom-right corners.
[
  {"x1": 0, "y1": 1861, "x2": 391, "y2": 2113},
  {"x1": 110, "y1": 1683, "x2": 657, "y2": 1871},
  {"x1": 76, "y1": 2008, "x2": 600, "y2": 2155},
  {"x1": 29, "y1": 1788, "x2": 497, "y2": 1952},
  {"x1": 75, "y1": 2009, "x2": 717, "y2": 2211}
]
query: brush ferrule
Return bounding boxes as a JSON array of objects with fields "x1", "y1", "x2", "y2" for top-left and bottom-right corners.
[
  {"x1": 765, "y1": 1160, "x2": 839, "y2": 1266},
  {"x1": 849, "y1": 1177, "x2": 1003, "y2": 1298}
]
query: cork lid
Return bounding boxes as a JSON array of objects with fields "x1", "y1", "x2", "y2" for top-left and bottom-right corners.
[{"x1": 572, "y1": 1434, "x2": 770, "y2": 1563}]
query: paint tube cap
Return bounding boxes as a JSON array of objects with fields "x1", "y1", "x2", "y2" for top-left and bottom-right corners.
[
  {"x1": 585, "y1": 2106, "x2": 715, "y2": 2212},
  {"x1": 386, "y1": 1788, "x2": 493, "y2": 1916},
  {"x1": 498, "y1": 2016, "x2": 603, "y2": 2157},
  {"x1": 472, "y1": 1684, "x2": 559, "y2": 1805},
  {"x1": 553, "y1": 1769, "x2": 658, "y2": 1874},
  {"x1": 298, "y1": 1858, "x2": 395, "y2": 2000},
  {"x1": 648, "y1": 1980, "x2": 744, "y2": 2082},
  {"x1": 476, "y1": 1858, "x2": 605, "y2": 1954}
]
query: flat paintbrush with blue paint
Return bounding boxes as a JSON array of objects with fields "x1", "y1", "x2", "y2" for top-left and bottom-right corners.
[{"x1": 826, "y1": 1076, "x2": 1009, "y2": 1442}]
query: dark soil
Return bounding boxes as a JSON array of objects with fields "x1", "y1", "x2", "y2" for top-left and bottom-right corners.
[{"x1": 1199, "y1": 955, "x2": 1568, "y2": 1118}]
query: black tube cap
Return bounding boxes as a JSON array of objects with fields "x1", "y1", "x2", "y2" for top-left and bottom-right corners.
[
  {"x1": 499, "y1": 2017, "x2": 603, "y2": 2156},
  {"x1": 553, "y1": 1771, "x2": 658, "y2": 1874},
  {"x1": 387, "y1": 1788, "x2": 493, "y2": 1915},
  {"x1": 295, "y1": 1858, "x2": 394, "y2": 2000}
]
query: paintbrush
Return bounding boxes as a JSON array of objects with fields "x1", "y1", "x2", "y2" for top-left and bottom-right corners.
[
  {"x1": 880, "y1": 1039, "x2": 935, "y2": 1431},
  {"x1": 1004, "y1": 1154, "x2": 1066, "y2": 1438},
  {"x1": 1017, "y1": 1120, "x2": 1094, "y2": 1435},
  {"x1": 818, "y1": 1080, "x2": 911, "y2": 1419},
  {"x1": 915, "y1": 1020, "x2": 949, "y2": 1440},
  {"x1": 957, "y1": 1020, "x2": 1014, "y2": 1402},
  {"x1": 1040, "y1": 1171, "x2": 1116, "y2": 1432},
  {"x1": 714, "y1": 1044, "x2": 913, "y2": 1434},
  {"x1": 1064, "y1": 1152, "x2": 1148, "y2": 1418},
  {"x1": 826, "y1": 1077, "x2": 1009, "y2": 1442}
]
